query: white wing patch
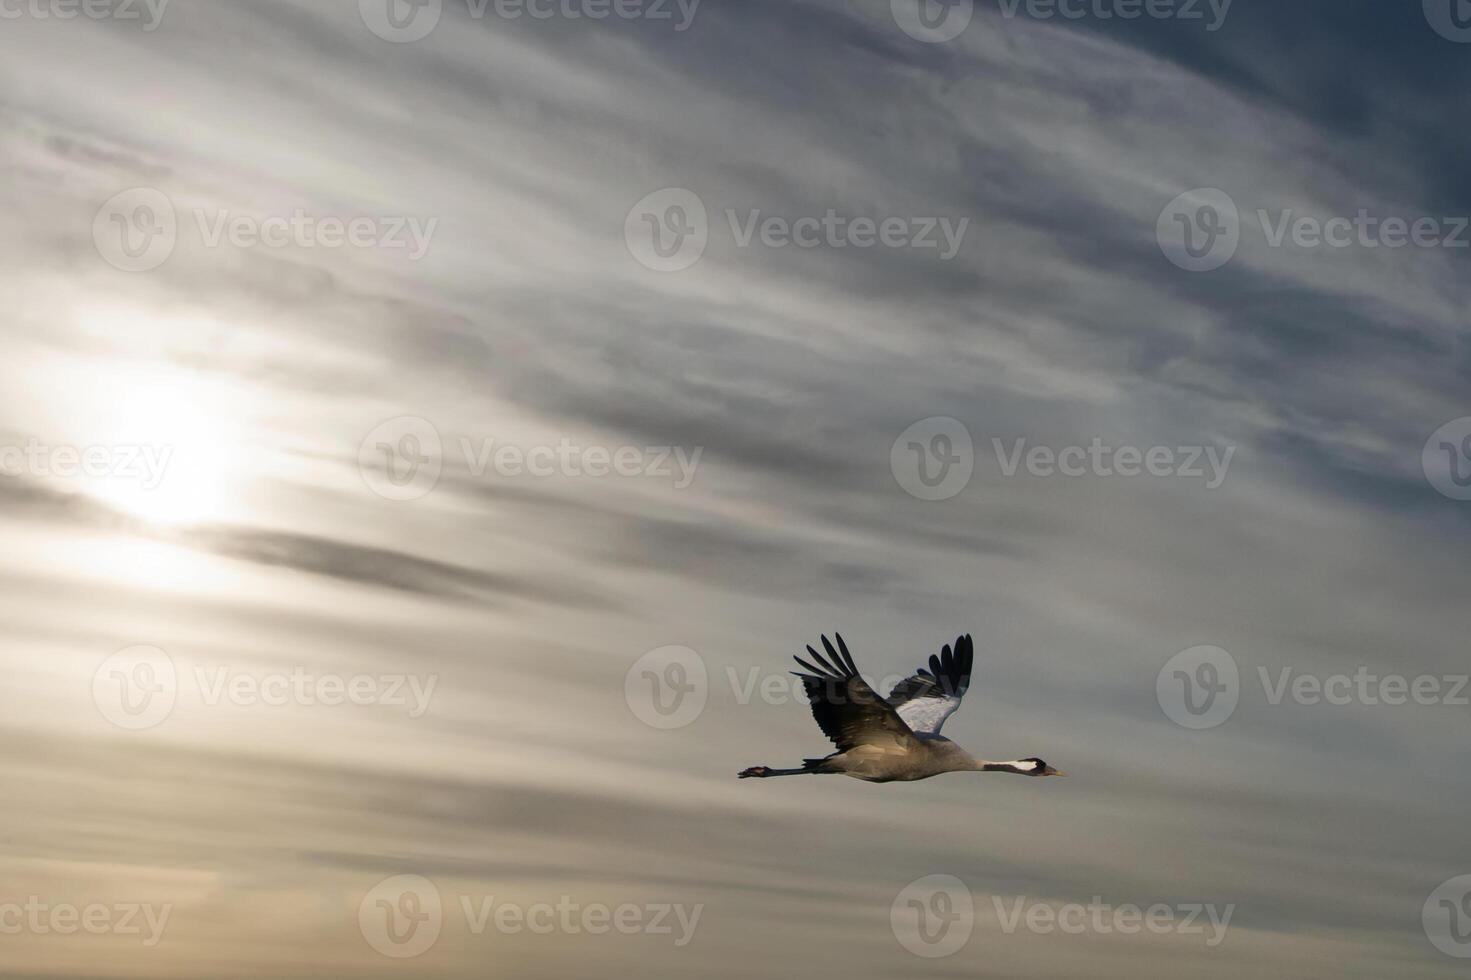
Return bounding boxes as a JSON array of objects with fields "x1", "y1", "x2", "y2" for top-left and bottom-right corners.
[
  {"x1": 893, "y1": 696, "x2": 963, "y2": 736},
  {"x1": 887, "y1": 635, "x2": 974, "y2": 736}
]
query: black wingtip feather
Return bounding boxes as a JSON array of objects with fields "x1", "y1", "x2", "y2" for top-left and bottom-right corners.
[
  {"x1": 820, "y1": 635, "x2": 850, "y2": 677},
  {"x1": 809, "y1": 642, "x2": 841, "y2": 676},
  {"x1": 793, "y1": 656, "x2": 827, "y2": 677},
  {"x1": 834, "y1": 633, "x2": 857, "y2": 674}
]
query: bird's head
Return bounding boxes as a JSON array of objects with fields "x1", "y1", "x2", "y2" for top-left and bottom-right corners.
[{"x1": 1020, "y1": 757, "x2": 1066, "y2": 777}]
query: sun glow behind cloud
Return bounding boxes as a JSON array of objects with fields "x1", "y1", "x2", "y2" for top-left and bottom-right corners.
[{"x1": 70, "y1": 356, "x2": 238, "y2": 528}]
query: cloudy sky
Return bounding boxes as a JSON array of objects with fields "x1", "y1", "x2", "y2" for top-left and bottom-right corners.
[{"x1": 2, "y1": 0, "x2": 1469, "y2": 976}]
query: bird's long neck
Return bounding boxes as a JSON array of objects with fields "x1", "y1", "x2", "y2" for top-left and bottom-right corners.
[{"x1": 973, "y1": 758, "x2": 1034, "y2": 775}]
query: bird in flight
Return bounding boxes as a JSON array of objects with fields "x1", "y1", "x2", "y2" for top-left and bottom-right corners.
[{"x1": 739, "y1": 633, "x2": 1065, "y2": 783}]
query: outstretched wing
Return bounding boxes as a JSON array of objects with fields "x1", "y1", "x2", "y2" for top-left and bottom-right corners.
[
  {"x1": 792, "y1": 634, "x2": 919, "y2": 753},
  {"x1": 887, "y1": 634, "x2": 974, "y2": 736}
]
